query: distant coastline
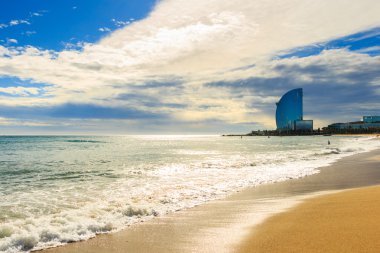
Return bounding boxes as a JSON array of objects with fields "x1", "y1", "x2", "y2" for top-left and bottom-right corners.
[{"x1": 223, "y1": 129, "x2": 380, "y2": 137}]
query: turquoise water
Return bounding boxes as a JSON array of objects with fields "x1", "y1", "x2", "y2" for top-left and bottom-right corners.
[{"x1": 0, "y1": 135, "x2": 379, "y2": 252}]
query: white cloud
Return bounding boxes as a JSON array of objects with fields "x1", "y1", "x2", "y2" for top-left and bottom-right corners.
[
  {"x1": 62, "y1": 41, "x2": 86, "y2": 50},
  {"x1": 98, "y1": 27, "x2": 111, "y2": 32},
  {"x1": 1, "y1": 12, "x2": 43, "y2": 30},
  {"x1": 347, "y1": 29, "x2": 380, "y2": 42},
  {"x1": 0, "y1": 117, "x2": 52, "y2": 127},
  {"x1": 31, "y1": 12, "x2": 42, "y2": 17},
  {"x1": 111, "y1": 19, "x2": 131, "y2": 27},
  {"x1": 0, "y1": 46, "x2": 10, "y2": 56},
  {"x1": 0, "y1": 86, "x2": 40, "y2": 96},
  {"x1": 7, "y1": 38, "x2": 18, "y2": 44},
  {"x1": 24, "y1": 31, "x2": 37, "y2": 36},
  {"x1": 2, "y1": 0, "x2": 377, "y2": 85},
  {"x1": 356, "y1": 46, "x2": 380, "y2": 53},
  {"x1": 9, "y1": 19, "x2": 30, "y2": 26},
  {"x1": 0, "y1": 0, "x2": 380, "y2": 129}
]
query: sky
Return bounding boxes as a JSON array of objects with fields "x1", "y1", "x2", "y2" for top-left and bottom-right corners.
[{"x1": 0, "y1": 0, "x2": 380, "y2": 134}]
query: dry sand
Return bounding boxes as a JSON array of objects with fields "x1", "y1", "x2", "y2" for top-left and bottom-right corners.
[
  {"x1": 43, "y1": 149, "x2": 380, "y2": 253},
  {"x1": 238, "y1": 185, "x2": 380, "y2": 253}
]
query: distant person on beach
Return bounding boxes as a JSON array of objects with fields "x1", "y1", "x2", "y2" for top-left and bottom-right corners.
[{"x1": 328, "y1": 140, "x2": 331, "y2": 145}]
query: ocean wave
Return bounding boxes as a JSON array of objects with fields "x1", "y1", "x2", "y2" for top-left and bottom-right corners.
[{"x1": 0, "y1": 203, "x2": 156, "y2": 252}]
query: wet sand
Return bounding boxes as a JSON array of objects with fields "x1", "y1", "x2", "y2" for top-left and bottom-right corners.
[
  {"x1": 43, "y1": 149, "x2": 380, "y2": 253},
  {"x1": 238, "y1": 185, "x2": 380, "y2": 253}
]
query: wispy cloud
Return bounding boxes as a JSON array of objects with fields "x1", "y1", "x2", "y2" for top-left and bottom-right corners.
[
  {"x1": 23, "y1": 31, "x2": 37, "y2": 36},
  {"x1": 0, "y1": 11, "x2": 45, "y2": 30},
  {"x1": 0, "y1": 117, "x2": 53, "y2": 127},
  {"x1": 355, "y1": 46, "x2": 380, "y2": 53},
  {"x1": 62, "y1": 40, "x2": 86, "y2": 50},
  {"x1": 98, "y1": 27, "x2": 111, "y2": 32},
  {"x1": 346, "y1": 28, "x2": 380, "y2": 42},
  {"x1": 0, "y1": 86, "x2": 40, "y2": 96},
  {"x1": 111, "y1": 19, "x2": 132, "y2": 27},
  {"x1": 9, "y1": 19, "x2": 31, "y2": 26},
  {"x1": 277, "y1": 27, "x2": 380, "y2": 59},
  {"x1": 31, "y1": 10, "x2": 48, "y2": 17},
  {"x1": 6, "y1": 38, "x2": 18, "y2": 44}
]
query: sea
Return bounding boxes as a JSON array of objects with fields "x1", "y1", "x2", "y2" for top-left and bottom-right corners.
[{"x1": 0, "y1": 135, "x2": 379, "y2": 252}]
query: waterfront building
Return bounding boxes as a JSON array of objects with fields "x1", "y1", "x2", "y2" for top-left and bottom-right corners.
[
  {"x1": 363, "y1": 116, "x2": 380, "y2": 123},
  {"x1": 276, "y1": 88, "x2": 313, "y2": 131},
  {"x1": 294, "y1": 120, "x2": 314, "y2": 131},
  {"x1": 328, "y1": 116, "x2": 380, "y2": 130}
]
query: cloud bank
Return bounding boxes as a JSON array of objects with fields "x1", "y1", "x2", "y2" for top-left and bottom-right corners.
[{"x1": 0, "y1": 0, "x2": 380, "y2": 133}]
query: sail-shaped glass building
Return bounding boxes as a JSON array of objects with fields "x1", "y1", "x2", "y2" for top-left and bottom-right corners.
[{"x1": 276, "y1": 88, "x2": 313, "y2": 131}]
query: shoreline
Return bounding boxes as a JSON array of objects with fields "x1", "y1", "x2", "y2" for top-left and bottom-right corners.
[
  {"x1": 238, "y1": 185, "x2": 380, "y2": 253},
  {"x1": 43, "y1": 147, "x2": 380, "y2": 253}
]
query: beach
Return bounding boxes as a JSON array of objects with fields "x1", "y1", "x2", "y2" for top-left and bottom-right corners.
[
  {"x1": 238, "y1": 185, "x2": 380, "y2": 253},
  {"x1": 42, "y1": 147, "x2": 380, "y2": 253}
]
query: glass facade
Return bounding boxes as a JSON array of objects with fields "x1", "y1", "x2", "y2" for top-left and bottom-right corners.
[
  {"x1": 363, "y1": 116, "x2": 380, "y2": 123},
  {"x1": 328, "y1": 122, "x2": 380, "y2": 130},
  {"x1": 276, "y1": 88, "x2": 303, "y2": 131},
  {"x1": 295, "y1": 120, "x2": 313, "y2": 131},
  {"x1": 328, "y1": 116, "x2": 380, "y2": 130}
]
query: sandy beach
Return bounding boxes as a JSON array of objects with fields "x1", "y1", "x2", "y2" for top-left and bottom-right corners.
[
  {"x1": 43, "y1": 148, "x2": 380, "y2": 253},
  {"x1": 238, "y1": 185, "x2": 380, "y2": 253}
]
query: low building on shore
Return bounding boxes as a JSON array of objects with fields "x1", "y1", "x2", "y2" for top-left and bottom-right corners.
[{"x1": 328, "y1": 116, "x2": 380, "y2": 130}]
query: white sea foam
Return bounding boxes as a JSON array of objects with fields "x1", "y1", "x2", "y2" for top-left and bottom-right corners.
[{"x1": 0, "y1": 135, "x2": 379, "y2": 252}]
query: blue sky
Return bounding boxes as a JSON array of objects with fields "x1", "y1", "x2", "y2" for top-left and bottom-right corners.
[
  {"x1": 0, "y1": 0, "x2": 155, "y2": 50},
  {"x1": 0, "y1": 0, "x2": 380, "y2": 134},
  {"x1": 278, "y1": 27, "x2": 380, "y2": 59}
]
